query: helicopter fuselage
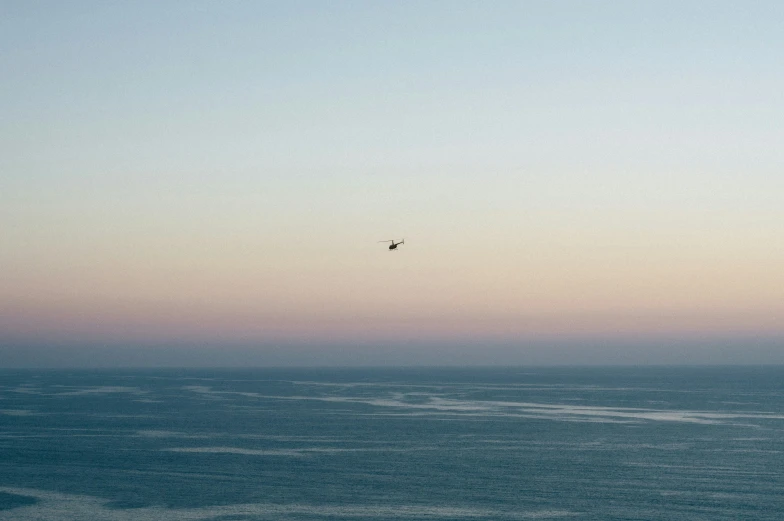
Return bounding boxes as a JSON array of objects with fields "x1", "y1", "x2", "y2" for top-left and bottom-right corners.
[{"x1": 380, "y1": 239, "x2": 404, "y2": 250}]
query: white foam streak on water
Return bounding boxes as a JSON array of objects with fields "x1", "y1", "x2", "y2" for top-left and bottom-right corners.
[
  {"x1": 286, "y1": 380, "x2": 572, "y2": 392},
  {"x1": 0, "y1": 409, "x2": 37, "y2": 416},
  {"x1": 0, "y1": 488, "x2": 578, "y2": 520},
  {"x1": 7, "y1": 387, "x2": 42, "y2": 395},
  {"x1": 290, "y1": 394, "x2": 784, "y2": 425},
  {"x1": 166, "y1": 446, "x2": 361, "y2": 456},
  {"x1": 134, "y1": 431, "x2": 357, "y2": 442},
  {"x1": 179, "y1": 384, "x2": 784, "y2": 426},
  {"x1": 163, "y1": 446, "x2": 419, "y2": 456},
  {"x1": 53, "y1": 386, "x2": 147, "y2": 397},
  {"x1": 135, "y1": 430, "x2": 209, "y2": 439},
  {"x1": 350, "y1": 411, "x2": 637, "y2": 424}
]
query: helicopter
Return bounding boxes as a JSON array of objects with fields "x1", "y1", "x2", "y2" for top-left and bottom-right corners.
[{"x1": 379, "y1": 239, "x2": 404, "y2": 250}]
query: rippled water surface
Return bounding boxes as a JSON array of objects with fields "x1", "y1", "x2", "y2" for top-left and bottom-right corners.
[{"x1": 1, "y1": 367, "x2": 782, "y2": 520}]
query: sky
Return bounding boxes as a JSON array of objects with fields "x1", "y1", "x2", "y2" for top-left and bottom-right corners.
[{"x1": 2, "y1": 1, "x2": 783, "y2": 366}]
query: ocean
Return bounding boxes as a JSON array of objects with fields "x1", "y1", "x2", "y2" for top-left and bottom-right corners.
[{"x1": 0, "y1": 366, "x2": 782, "y2": 520}]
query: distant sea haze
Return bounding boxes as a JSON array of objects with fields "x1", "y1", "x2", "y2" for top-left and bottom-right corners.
[
  {"x1": 1, "y1": 337, "x2": 784, "y2": 367},
  {"x1": 1, "y1": 366, "x2": 782, "y2": 520}
]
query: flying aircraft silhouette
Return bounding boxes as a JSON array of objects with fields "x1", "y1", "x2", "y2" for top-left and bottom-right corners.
[{"x1": 379, "y1": 239, "x2": 404, "y2": 250}]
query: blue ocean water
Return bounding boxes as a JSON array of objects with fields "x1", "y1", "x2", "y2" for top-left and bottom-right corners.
[{"x1": 0, "y1": 366, "x2": 782, "y2": 520}]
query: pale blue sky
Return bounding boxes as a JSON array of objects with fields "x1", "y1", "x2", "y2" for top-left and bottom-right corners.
[{"x1": 2, "y1": 1, "x2": 783, "y2": 365}]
